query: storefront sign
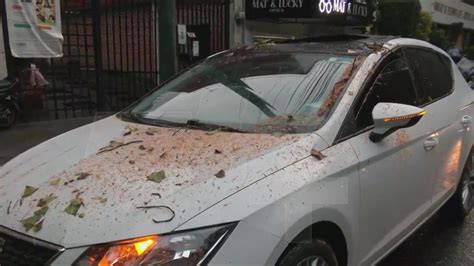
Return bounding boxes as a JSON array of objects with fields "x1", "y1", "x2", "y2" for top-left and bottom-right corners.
[
  {"x1": 246, "y1": 0, "x2": 374, "y2": 24},
  {"x1": 5, "y1": 0, "x2": 63, "y2": 58},
  {"x1": 246, "y1": 0, "x2": 313, "y2": 19}
]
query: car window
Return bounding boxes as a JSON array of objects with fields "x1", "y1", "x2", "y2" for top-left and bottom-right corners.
[
  {"x1": 353, "y1": 55, "x2": 418, "y2": 132},
  {"x1": 337, "y1": 53, "x2": 419, "y2": 139},
  {"x1": 127, "y1": 51, "x2": 358, "y2": 134},
  {"x1": 403, "y1": 48, "x2": 453, "y2": 105}
]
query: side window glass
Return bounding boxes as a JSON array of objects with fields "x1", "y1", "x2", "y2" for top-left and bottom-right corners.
[
  {"x1": 353, "y1": 57, "x2": 418, "y2": 132},
  {"x1": 404, "y1": 48, "x2": 453, "y2": 105}
]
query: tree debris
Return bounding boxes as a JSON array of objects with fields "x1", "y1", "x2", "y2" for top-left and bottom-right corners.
[
  {"x1": 311, "y1": 149, "x2": 327, "y2": 160},
  {"x1": 22, "y1": 186, "x2": 38, "y2": 198},
  {"x1": 97, "y1": 140, "x2": 143, "y2": 154},
  {"x1": 64, "y1": 198, "x2": 84, "y2": 216},
  {"x1": 37, "y1": 194, "x2": 57, "y2": 207},
  {"x1": 214, "y1": 149, "x2": 223, "y2": 154},
  {"x1": 21, "y1": 206, "x2": 49, "y2": 232},
  {"x1": 76, "y1": 172, "x2": 91, "y2": 180},
  {"x1": 147, "y1": 170, "x2": 166, "y2": 183},
  {"x1": 215, "y1": 170, "x2": 226, "y2": 178},
  {"x1": 49, "y1": 177, "x2": 61, "y2": 186},
  {"x1": 146, "y1": 128, "x2": 158, "y2": 135},
  {"x1": 139, "y1": 145, "x2": 147, "y2": 151},
  {"x1": 122, "y1": 129, "x2": 132, "y2": 136}
]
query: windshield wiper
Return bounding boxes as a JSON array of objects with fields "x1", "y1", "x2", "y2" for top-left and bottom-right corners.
[
  {"x1": 120, "y1": 111, "x2": 181, "y2": 128},
  {"x1": 184, "y1": 119, "x2": 243, "y2": 133}
]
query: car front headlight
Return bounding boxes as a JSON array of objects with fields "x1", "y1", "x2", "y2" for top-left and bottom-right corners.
[{"x1": 73, "y1": 223, "x2": 235, "y2": 266}]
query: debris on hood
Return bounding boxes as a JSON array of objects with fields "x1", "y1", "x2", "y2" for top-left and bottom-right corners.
[
  {"x1": 147, "y1": 170, "x2": 166, "y2": 183},
  {"x1": 49, "y1": 177, "x2": 61, "y2": 186},
  {"x1": 215, "y1": 170, "x2": 226, "y2": 178},
  {"x1": 37, "y1": 194, "x2": 57, "y2": 207},
  {"x1": 136, "y1": 205, "x2": 175, "y2": 224},
  {"x1": 76, "y1": 172, "x2": 91, "y2": 181},
  {"x1": 64, "y1": 198, "x2": 84, "y2": 216},
  {"x1": 311, "y1": 149, "x2": 327, "y2": 161},
  {"x1": 21, "y1": 206, "x2": 49, "y2": 232},
  {"x1": 22, "y1": 186, "x2": 38, "y2": 198},
  {"x1": 97, "y1": 140, "x2": 143, "y2": 154}
]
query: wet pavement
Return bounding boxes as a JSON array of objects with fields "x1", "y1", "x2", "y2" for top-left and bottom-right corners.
[{"x1": 380, "y1": 213, "x2": 474, "y2": 266}]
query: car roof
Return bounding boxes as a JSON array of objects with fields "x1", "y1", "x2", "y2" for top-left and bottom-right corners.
[{"x1": 241, "y1": 34, "x2": 398, "y2": 56}]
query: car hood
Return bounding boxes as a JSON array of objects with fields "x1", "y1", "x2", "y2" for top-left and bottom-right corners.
[{"x1": 0, "y1": 116, "x2": 323, "y2": 248}]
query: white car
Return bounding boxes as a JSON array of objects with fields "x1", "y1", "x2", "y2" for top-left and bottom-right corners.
[{"x1": 0, "y1": 36, "x2": 473, "y2": 266}]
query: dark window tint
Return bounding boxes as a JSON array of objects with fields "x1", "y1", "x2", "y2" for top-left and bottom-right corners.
[
  {"x1": 404, "y1": 48, "x2": 453, "y2": 105},
  {"x1": 347, "y1": 55, "x2": 418, "y2": 133}
]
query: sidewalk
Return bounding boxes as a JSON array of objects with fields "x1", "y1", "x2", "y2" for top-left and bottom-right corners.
[{"x1": 0, "y1": 115, "x2": 109, "y2": 166}]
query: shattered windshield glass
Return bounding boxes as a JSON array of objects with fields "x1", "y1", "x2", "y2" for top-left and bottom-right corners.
[{"x1": 126, "y1": 49, "x2": 358, "y2": 134}]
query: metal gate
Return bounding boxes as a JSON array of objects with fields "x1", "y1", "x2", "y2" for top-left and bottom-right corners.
[
  {"x1": 3, "y1": 0, "x2": 230, "y2": 121},
  {"x1": 176, "y1": 0, "x2": 230, "y2": 70}
]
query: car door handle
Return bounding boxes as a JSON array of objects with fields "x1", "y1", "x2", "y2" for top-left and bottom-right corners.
[
  {"x1": 461, "y1": 115, "x2": 472, "y2": 125},
  {"x1": 423, "y1": 137, "x2": 439, "y2": 151}
]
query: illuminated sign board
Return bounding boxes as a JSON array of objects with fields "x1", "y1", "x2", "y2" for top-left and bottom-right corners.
[{"x1": 246, "y1": 0, "x2": 375, "y2": 24}]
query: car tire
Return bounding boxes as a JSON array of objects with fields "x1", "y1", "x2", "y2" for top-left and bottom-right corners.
[
  {"x1": 277, "y1": 239, "x2": 339, "y2": 266},
  {"x1": 0, "y1": 106, "x2": 17, "y2": 129},
  {"x1": 439, "y1": 150, "x2": 473, "y2": 224}
]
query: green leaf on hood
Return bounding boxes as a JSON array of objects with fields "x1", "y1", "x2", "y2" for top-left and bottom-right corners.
[
  {"x1": 22, "y1": 186, "x2": 38, "y2": 198},
  {"x1": 64, "y1": 198, "x2": 83, "y2": 216},
  {"x1": 21, "y1": 206, "x2": 49, "y2": 232},
  {"x1": 21, "y1": 215, "x2": 42, "y2": 232},
  {"x1": 34, "y1": 206, "x2": 49, "y2": 216},
  {"x1": 49, "y1": 177, "x2": 61, "y2": 186},
  {"x1": 32, "y1": 219, "x2": 44, "y2": 232},
  {"x1": 147, "y1": 170, "x2": 166, "y2": 183},
  {"x1": 37, "y1": 195, "x2": 57, "y2": 207}
]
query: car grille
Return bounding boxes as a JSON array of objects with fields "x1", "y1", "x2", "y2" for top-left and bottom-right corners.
[{"x1": 0, "y1": 227, "x2": 62, "y2": 266}]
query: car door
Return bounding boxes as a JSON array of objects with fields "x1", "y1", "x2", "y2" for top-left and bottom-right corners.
[
  {"x1": 404, "y1": 47, "x2": 473, "y2": 208},
  {"x1": 337, "y1": 50, "x2": 434, "y2": 264}
]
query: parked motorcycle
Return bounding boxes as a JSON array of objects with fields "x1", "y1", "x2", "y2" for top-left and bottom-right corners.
[{"x1": 0, "y1": 78, "x2": 20, "y2": 128}]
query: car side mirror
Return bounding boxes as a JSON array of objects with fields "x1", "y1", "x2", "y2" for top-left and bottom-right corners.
[{"x1": 369, "y1": 103, "x2": 426, "y2": 143}]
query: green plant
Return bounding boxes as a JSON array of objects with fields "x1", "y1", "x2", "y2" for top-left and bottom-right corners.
[
  {"x1": 376, "y1": 0, "x2": 422, "y2": 37},
  {"x1": 415, "y1": 11, "x2": 432, "y2": 41},
  {"x1": 430, "y1": 25, "x2": 449, "y2": 49}
]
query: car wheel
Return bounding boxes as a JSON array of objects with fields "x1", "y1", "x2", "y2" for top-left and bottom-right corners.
[
  {"x1": 277, "y1": 239, "x2": 339, "y2": 266},
  {"x1": 0, "y1": 106, "x2": 17, "y2": 128},
  {"x1": 440, "y1": 150, "x2": 473, "y2": 223}
]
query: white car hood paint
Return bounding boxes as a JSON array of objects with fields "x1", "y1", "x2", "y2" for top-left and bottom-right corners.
[{"x1": 0, "y1": 116, "x2": 323, "y2": 248}]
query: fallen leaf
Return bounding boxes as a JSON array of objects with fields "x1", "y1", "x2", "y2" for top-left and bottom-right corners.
[
  {"x1": 139, "y1": 145, "x2": 146, "y2": 151},
  {"x1": 215, "y1": 170, "x2": 226, "y2": 178},
  {"x1": 123, "y1": 129, "x2": 132, "y2": 136},
  {"x1": 272, "y1": 132, "x2": 285, "y2": 137},
  {"x1": 64, "y1": 198, "x2": 83, "y2": 216},
  {"x1": 147, "y1": 170, "x2": 166, "y2": 183},
  {"x1": 21, "y1": 215, "x2": 42, "y2": 232},
  {"x1": 147, "y1": 147, "x2": 155, "y2": 153},
  {"x1": 22, "y1": 186, "x2": 38, "y2": 198},
  {"x1": 159, "y1": 152, "x2": 167, "y2": 159},
  {"x1": 100, "y1": 198, "x2": 108, "y2": 204},
  {"x1": 21, "y1": 206, "x2": 49, "y2": 232},
  {"x1": 76, "y1": 172, "x2": 91, "y2": 180},
  {"x1": 129, "y1": 160, "x2": 135, "y2": 165},
  {"x1": 34, "y1": 206, "x2": 49, "y2": 216},
  {"x1": 78, "y1": 213, "x2": 85, "y2": 219},
  {"x1": 37, "y1": 195, "x2": 57, "y2": 207},
  {"x1": 214, "y1": 149, "x2": 223, "y2": 154},
  {"x1": 146, "y1": 128, "x2": 158, "y2": 135},
  {"x1": 49, "y1": 177, "x2": 61, "y2": 186},
  {"x1": 311, "y1": 149, "x2": 327, "y2": 160},
  {"x1": 32, "y1": 219, "x2": 44, "y2": 232}
]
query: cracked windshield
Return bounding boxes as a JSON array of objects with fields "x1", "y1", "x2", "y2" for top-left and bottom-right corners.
[{"x1": 0, "y1": 1, "x2": 474, "y2": 266}]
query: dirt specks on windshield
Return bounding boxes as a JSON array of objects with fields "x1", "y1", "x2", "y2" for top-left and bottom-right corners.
[{"x1": 318, "y1": 55, "x2": 366, "y2": 117}]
